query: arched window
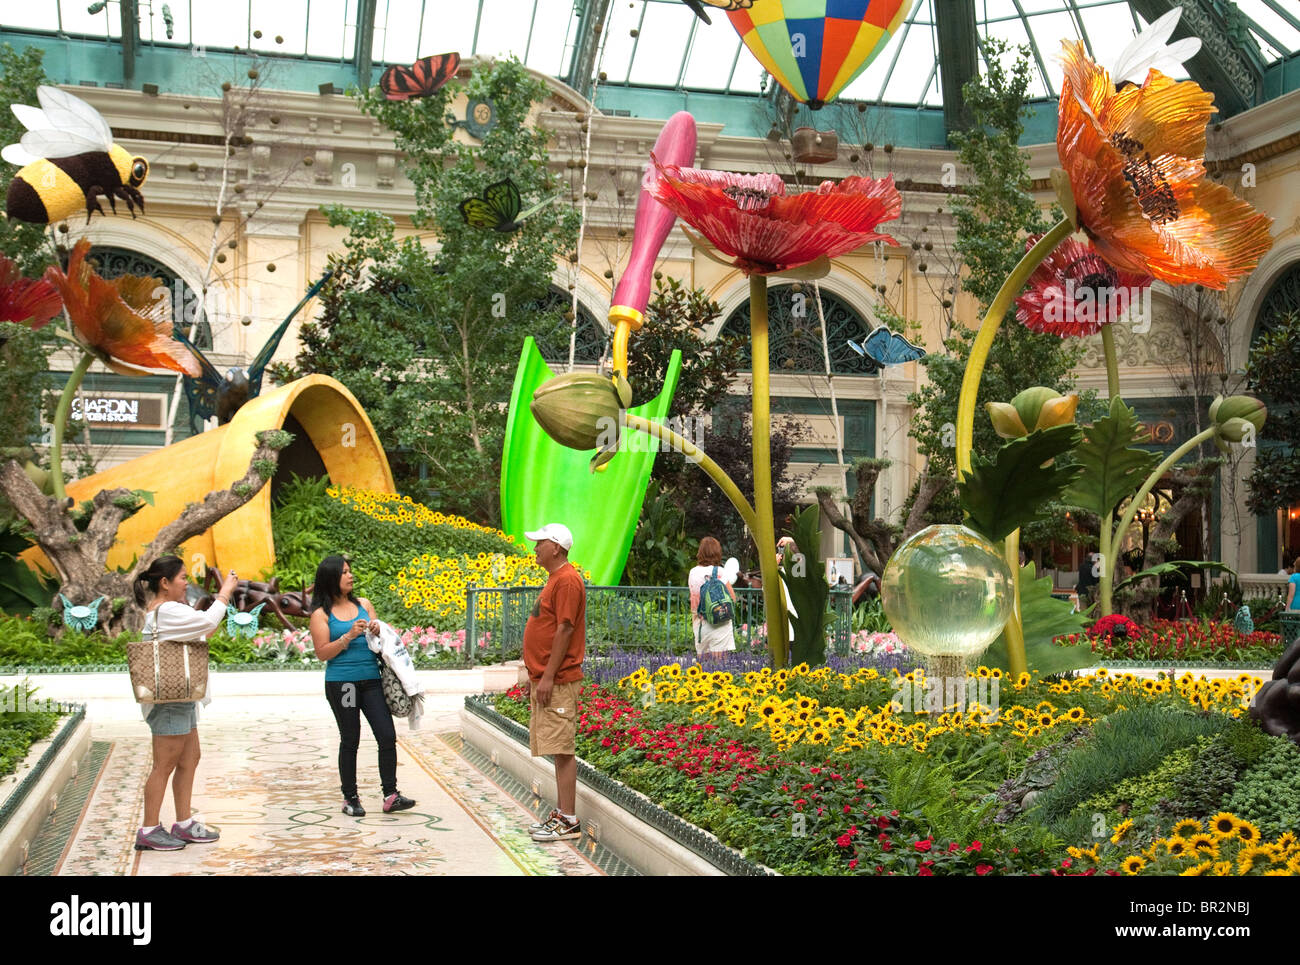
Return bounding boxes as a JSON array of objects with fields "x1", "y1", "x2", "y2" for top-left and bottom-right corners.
[
  {"x1": 531, "y1": 286, "x2": 607, "y2": 365},
  {"x1": 88, "y1": 246, "x2": 211, "y2": 349},
  {"x1": 1255, "y1": 262, "x2": 1300, "y2": 341},
  {"x1": 718, "y1": 284, "x2": 878, "y2": 374}
]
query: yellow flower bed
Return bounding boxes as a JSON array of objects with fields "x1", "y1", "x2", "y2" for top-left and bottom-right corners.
[
  {"x1": 1073, "y1": 815, "x2": 1298, "y2": 876},
  {"x1": 328, "y1": 486, "x2": 518, "y2": 541},
  {"x1": 390, "y1": 553, "x2": 549, "y2": 620},
  {"x1": 617, "y1": 663, "x2": 1262, "y2": 756}
]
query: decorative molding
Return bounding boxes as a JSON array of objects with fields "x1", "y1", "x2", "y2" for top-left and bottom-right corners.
[
  {"x1": 313, "y1": 149, "x2": 334, "y2": 184},
  {"x1": 376, "y1": 154, "x2": 395, "y2": 188}
]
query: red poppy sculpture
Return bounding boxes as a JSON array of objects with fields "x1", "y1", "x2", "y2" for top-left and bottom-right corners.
[
  {"x1": 1015, "y1": 234, "x2": 1152, "y2": 338},
  {"x1": 0, "y1": 253, "x2": 61, "y2": 331},
  {"x1": 647, "y1": 157, "x2": 901, "y2": 276},
  {"x1": 644, "y1": 158, "x2": 900, "y2": 666}
]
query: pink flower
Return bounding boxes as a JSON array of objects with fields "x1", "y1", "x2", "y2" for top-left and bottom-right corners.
[{"x1": 976, "y1": 864, "x2": 993, "y2": 876}]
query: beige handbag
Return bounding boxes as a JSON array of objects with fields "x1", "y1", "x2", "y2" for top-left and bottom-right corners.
[{"x1": 127, "y1": 611, "x2": 209, "y2": 704}]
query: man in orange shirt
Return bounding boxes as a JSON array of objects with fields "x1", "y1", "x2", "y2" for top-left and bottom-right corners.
[{"x1": 522, "y1": 523, "x2": 586, "y2": 842}]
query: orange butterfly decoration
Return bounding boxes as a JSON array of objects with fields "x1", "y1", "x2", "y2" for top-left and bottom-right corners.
[{"x1": 44, "y1": 239, "x2": 201, "y2": 376}]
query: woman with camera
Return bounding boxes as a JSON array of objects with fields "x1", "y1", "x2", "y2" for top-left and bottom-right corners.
[{"x1": 133, "y1": 555, "x2": 235, "y2": 851}]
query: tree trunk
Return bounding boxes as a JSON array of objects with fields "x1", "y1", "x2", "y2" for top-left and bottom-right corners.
[
  {"x1": 815, "y1": 467, "x2": 949, "y2": 575},
  {"x1": 0, "y1": 429, "x2": 293, "y2": 634},
  {"x1": 1125, "y1": 462, "x2": 1218, "y2": 619}
]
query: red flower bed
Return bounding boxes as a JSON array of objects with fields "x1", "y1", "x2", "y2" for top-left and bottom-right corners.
[{"x1": 1058, "y1": 618, "x2": 1282, "y2": 662}]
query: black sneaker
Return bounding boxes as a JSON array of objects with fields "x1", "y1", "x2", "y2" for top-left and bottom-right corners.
[
  {"x1": 383, "y1": 792, "x2": 415, "y2": 813},
  {"x1": 342, "y1": 796, "x2": 366, "y2": 817}
]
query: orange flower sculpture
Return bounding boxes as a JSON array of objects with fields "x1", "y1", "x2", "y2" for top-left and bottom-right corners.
[
  {"x1": 44, "y1": 239, "x2": 201, "y2": 376},
  {"x1": 647, "y1": 156, "x2": 900, "y2": 275},
  {"x1": 1056, "y1": 40, "x2": 1272, "y2": 290},
  {"x1": 0, "y1": 253, "x2": 61, "y2": 330},
  {"x1": 1015, "y1": 234, "x2": 1152, "y2": 337}
]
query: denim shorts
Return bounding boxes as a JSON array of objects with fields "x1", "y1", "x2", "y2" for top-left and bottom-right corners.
[{"x1": 146, "y1": 701, "x2": 197, "y2": 736}]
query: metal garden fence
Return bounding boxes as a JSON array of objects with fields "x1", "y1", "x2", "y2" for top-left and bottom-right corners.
[{"x1": 464, "y1": 583, "x2": 855, "y2": 662}]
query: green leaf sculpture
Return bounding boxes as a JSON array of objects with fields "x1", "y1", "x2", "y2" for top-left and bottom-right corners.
[
  {"x1": 780, "y1": 504, "x2": 833, "y2": 666},
  {"x1": 1062, "y1": 396, "x2": 1161, "y2": 518},
  {"x1": 958, "y1": 424, "x2": 1082, "y2": 542},
  {"x1": 500, "y1": 337, "x2": 681, "y2": 584},
  {"x1": 983, "y1": 563, "x2": 1092, "y2": 675}
]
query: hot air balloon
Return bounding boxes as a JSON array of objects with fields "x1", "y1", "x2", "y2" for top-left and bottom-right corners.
[{"x1": 726, "y1": 0, "x2": 918, "y2": 108}]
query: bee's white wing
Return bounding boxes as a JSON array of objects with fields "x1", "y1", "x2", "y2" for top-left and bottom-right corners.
[
  {"x1": 17, "y1": 128, "x2": 106, "y2": 160},
  {"x1": 11, "y1": 103, "x2": 56, "y2": 132},
  {"x1": 33, "y1": 85, "x2": 114, "y2": 151},
  {"x1": 1, "y1": 143, "x2": 43, "y2": 166}
]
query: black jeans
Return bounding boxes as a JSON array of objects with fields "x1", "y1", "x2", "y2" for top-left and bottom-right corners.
[{"x1": 325, "y1": 679, "x2": 397, "y2": 798}]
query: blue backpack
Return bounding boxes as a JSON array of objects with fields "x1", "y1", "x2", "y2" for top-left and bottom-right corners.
[{"x1": 697, "y1": 566, "x2": 733, "y2": 626}]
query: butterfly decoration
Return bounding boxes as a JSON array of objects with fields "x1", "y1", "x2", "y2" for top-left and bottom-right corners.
[
  {"x1": 380, "y1": 52, "x2": 460, "y2": 101},
  {"x1": 173, "y1": 272, "x2": 330, "y2": 431},
  {"x1": 847, "y1": 326, "x2": 926, "y2": 367},
  {"x1": 59, "y1": 594, "x2": 104, "y2": 632},
  {"x1": 226, "y1": 602, "x2": 266, "y2": 639},
  {"x1": 459, "y1": 178, "x2": 560, "y2": 233}
]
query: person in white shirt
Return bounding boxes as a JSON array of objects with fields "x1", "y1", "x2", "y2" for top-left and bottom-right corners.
[
  {"x1": 132, "y1": 555, "x2": 237, "y2": 851},
  {"x1": 688, "y1": 537, "x2": 737, "y2": 661}
]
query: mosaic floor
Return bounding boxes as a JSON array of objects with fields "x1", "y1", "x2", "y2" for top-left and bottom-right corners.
[{"x1": 19, "y1": 694, "x2": 622, "y2": 877}]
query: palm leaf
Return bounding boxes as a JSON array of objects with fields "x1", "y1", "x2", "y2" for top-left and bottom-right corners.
[
  {"x1": 959, "y1": 425, "x2": 1082, "y2": 542},
  {"x1": 1113, "y1": 559, "x2": 1237, "y2": 593}
]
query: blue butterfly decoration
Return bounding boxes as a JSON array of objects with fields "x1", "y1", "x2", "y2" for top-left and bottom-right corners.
[
  {"x1": 847, "y1": 327, "x2": 926, "y2": 368},
  {"x1": 226, "y1": 602, "x2": 266, "y2": 639},
  {"x1": 59, "y1": 594, "x2": 104, "y2": 632}
]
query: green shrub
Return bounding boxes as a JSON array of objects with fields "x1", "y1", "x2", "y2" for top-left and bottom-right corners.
[
  {"x1": 1225, "y1": 738, "x2": 1300, "y2": 836},
  {"x1": 0, "y1": 615, "x2": 134, "y2": 666},
  {"x1": 268, "y1": 480, "x2": 526, "y2": 616},
  {"x1": 1076, "y1": 743, "x2": 1197, "y2": 819},
  {"x1": 1028, "y1": 705, "x2": 1229, "y2": 828},
  {"x1": 0, "y1": 682, "x2": 61, "y2": 778}
]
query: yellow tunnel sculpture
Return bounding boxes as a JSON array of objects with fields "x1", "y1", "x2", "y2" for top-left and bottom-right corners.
[{"x1": 24, "y1": 375, "x2": 395, "y2": 580}]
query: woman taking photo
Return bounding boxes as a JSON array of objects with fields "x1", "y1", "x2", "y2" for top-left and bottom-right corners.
[
  {"x1": 134, "y1": 555, "x2": 235, "y2": 851},
  {"x1": 309, "y1": 555, "x2": 415, "y2": 817}
]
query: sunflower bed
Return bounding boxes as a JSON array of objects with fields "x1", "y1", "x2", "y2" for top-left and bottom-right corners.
[{"x1": 491, "y1": 663, "x2": 1297, "y2": 875}]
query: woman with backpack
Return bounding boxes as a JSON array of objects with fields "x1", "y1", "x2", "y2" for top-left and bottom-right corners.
[{"x1": 689, "y1": 537, "x2": 736, "y2": 661}]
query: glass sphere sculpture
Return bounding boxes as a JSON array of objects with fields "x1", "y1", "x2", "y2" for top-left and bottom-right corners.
[{"x1": 881, "y1": 524, "x2": 1013, "y2": 658}]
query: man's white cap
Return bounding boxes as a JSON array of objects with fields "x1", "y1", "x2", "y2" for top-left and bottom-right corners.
[{"x1": 525, "y1": 522, "x2": 574, "y2": 551}]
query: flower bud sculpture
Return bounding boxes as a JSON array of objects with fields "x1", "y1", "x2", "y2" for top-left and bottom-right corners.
[
  {"x1": 986, "y1": 387, "x2": 1080, "y2": 439},
  {"x1": 530, "y1": 372, "x2": 633, "y2": 471},
  {"x1": 1209, "y1": 395, "x2": 1267, "y2": 452}
]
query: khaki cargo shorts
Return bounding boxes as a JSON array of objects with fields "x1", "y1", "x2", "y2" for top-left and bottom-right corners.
[{"x1": 529, "y1": 679, "x2": 581, "y2": 757}]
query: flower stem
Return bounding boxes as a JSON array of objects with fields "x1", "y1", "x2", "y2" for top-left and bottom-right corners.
[
  {"x1": 1098, "y1": 509, "x2": 1114, "y2": 616},
  {"x1": 624, "y1": 415, "x2": 759, "y2": 535},
  {"x1": 954, "y1": 216, "x2": 1073, "y2": 676},
  {"x1": 1003, "y1": 528, "x2": 1027, "y2": 678},
  {"x1": 1102, "y1": 426, "x2": 1217, "y2": 614},
  {"x1": 1100, "y1": 323, "x2": 1121, "y2": 401},
  {"x1": 750, "y1": 274, "x2": 787, "y2": 669},
  {"x1": 954, "y1": 217, "x2": 1074, "y2": 477},
  {"x1": 50, "y1": 351, "x2": 94, "y2": 504}
]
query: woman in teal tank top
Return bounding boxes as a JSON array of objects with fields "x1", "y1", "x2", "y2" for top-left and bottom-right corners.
[{"x1": 308, "y1": 556, "x2": 415, "y2": 817}]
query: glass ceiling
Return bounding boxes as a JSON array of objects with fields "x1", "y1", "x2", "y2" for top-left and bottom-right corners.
[{"x1": 3, "y1": 0, "x2": 1297, "y2": 109}]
